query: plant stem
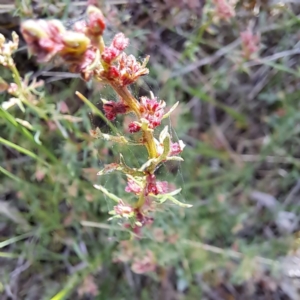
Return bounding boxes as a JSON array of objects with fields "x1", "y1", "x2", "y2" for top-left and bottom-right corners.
[
  {"x1": 143, "y1": 130, "x2": 157, "y2": 159},
  {"x1": 110, "y1": 83, "x2": 141, "y2": 116},
  {"x1": 135, "y1": 187, "x2": 146, "y2": 209},
  {"x1": 10, "y1": 63, "x2": 22, "y2": 88},
  {"x1": 110, "y1": 83, "x2": 158, "y2": 158}
]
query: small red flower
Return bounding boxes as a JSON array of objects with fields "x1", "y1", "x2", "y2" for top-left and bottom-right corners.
[
  {"x1": 145, "y1": 174, "x2": 168, "y2": 196},
  {"x1": 118, "y1": 53, "x2": 149, "y2": 86},
  {"x1": 21, "y1": 20, "x2": 64, "y2": 62},
  {"x1": 114, "y1": 201, "x2": 134, "y2": 218},
  {"x1": 135, "y1": 210, "x2": 154, "y2": 227},
  {"x1": 103, "y1": 100, "x2": 129, "y2": 120},
  {"x1": 68, "y1": 48, "x2": 96, "y2": 80},
  {"x1": 213, "y1": 0, "x2": 235, "y2": 21},
  {"x1": 170, "y1": 140, "x2": 185, "y2": 156},
  {"x1": 125, "y1": 178, "x2": 142, "y2": 194},
  {"x1": 128, "y1": 122, "x2": 141, "y2": 133},
  {"x1": 139, "y1": 96, "x2": 165, "y2": 129},
  {"x1": 240, "y1": 29, "x2": 260, "y2": 59},
  {"x1": 131, "y1": 250, "x2": 156, "y2": 274},
  {"x1": 156, "y1": 139, "x2": 185, "y2": 157},
  {"x1": 101, "y1": 46, "x2": 120, "y2": 64},
  {"x1": 87, "y1": 5, "x2": 106, "y2": 36},
  {"x1": 112, "y1": 33, "x2": 129, "y2": 51},
  {"x1": 81, "y1": 48, "x2": 97, "y2": 68},
  {"x1": 107, "y1": 66, "x2": 120, "y2": 79}
]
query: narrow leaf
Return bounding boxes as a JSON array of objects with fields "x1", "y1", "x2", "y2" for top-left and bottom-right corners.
[
  {"x1": 159, "y1": 194, "x2": 192, "y2": 208},
  {"x1": 0, "y1": 137, "x2": 49, "y2": 166},
  {"x1": 94, "y1": 184, "x2": 122, "y2": 203},
  {"x1": 162, "y1": 101, "x2": 179, "y2": 119},
  {"x1": 75, "y1": 91, "x2": 117, "y2": 134}
]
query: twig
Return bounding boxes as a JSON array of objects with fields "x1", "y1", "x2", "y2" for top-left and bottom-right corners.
[{"x1": 245, "y1": 48, "x2": 300, "y2": 68}]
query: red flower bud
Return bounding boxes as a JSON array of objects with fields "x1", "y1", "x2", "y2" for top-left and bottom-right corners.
[
  {"x1": 112, "y1": 33, "x2": 129, "y2": 51},
  {"x1": 101, "y1": 47, "x2": 119, "y2": 64},
  {"x1": 128, "y1": 122, "x2": 141, "y2": 133},
  {"x1": 240, "y1": 29, "x2": 260, "y2": 59},
  {"x1": 125, "y1": 178, "x2": 142, "y2": 194},
  {"x1": 170, "y1": 140, "x2": 185, "y2": 156},
  {"x1": 145, "y1": 174, "x2": 168, "y2": 196},
  {"x1": 114, "y1": 201, "x2": 134, "y2": 218},
  {"x1": 139, "y1": 97, "x2": 165, "y2": 129},
  {"x1": 107, "y1": 66, "x2": 120, "y2": 79},
  {"x1": 103, "y1": 101, "x2": 129, "y2": 121},
  {"x1": 87, "y1": 5, "x2": 106, "y2": 36}
]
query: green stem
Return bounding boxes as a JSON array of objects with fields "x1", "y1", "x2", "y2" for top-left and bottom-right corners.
[
  {"x1": 0, "y1": 136, "x2": 49, "y2": 166},
  {"x1": 10, "y1": 63, "x2": 22, "y2": 88},
  {"x1": 135, "y1": 187, "x2": 146, "y2": 209},
  {"x1": 143, "y1": 130, "x2": 157, "y2": 159}
]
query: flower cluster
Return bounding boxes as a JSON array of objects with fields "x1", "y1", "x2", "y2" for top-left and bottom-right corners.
[
  {"x1": 145, "y1": 175, "x2": 168, "y2": 196},
  {"x1": 113, "y1": 241, "x2": 156, "y2": 274},
  {"x1": 102, "y1": 100, "x2": 129, "y2": 121},
  {"x1": 21, "y1": 5, "x2": 191, "y2": 236},
  {"x1": 125, "y1": 175, "x2": 168, "y2": 200},
  {"x1": 128, "y1": 96, "x2": 166, "y2": 133},
  {"x1": 240, "y1": 29, "x2": 260, "y2": 60},
  {"x1": 0, "y1": 32, "x2": 19, "y2": 67},
  {"x1": 212, "y1": 0, "x2": 235, "y2": 21},
  {"x1": 97, "y1": 36, "x2": 149, "y2": 87}
]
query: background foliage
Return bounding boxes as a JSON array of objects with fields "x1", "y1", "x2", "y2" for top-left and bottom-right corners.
[{"x1": 1, "y1": 0, "x2": 300, "y2": 299}]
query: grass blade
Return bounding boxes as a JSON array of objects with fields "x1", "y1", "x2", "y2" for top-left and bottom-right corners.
[{"x1": 0, "y1": 136, "x2": 49, "y2": 166}]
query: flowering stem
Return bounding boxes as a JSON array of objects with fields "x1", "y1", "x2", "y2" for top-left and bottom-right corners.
[
  {"x1": 110, "y1": 83, "x2": 141, "y2": 116},
  {"x1": 135, "y1": 187, "x2": 146, "y2": 209},
  {"x1": 75, "y1": 91, "x2": 118, "y2": 134},
  {"x1": 110, "y1": 83, "x2": 158, "y2": 159},
  {"x1": 98, "y1": 36, "x2": 105, "y2": 53},
  {"x1": 143, "y1": 130, "x2": 157, "y2": 159},
  {"x1": 18, "y1": 6, "x2": 190, "y2": 233}
]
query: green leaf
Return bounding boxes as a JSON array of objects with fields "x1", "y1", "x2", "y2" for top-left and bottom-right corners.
[
  {"x1": 92, "y1": 127, "x2": 129, "y2": 144},
  {"x1": 0, "y1": 166, "x2": 22, "y2": 183},
  {"x1": 0, "y1": 232, "x2": 33, "y2": 249},
  {"x1": 94, "y1": 184, "x2": 122, "y2": 203},
  {"x1": 50, "y1": 274, "x2": 80, "y2": 300},
  {"x1": 0, "y1": 108, "x2": 57, "y2": 163},
  {"x1": 157, "y1": 191, "x2": 192, "y2": 208},
  {"x1": 162, "y1": 101, "x2": 179, "y2": 119}
]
